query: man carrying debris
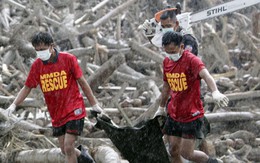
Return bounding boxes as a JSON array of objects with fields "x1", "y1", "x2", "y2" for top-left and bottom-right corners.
[
  {"x1": 143, "y1": 6, "x2": 211, "y2": 158},
  {"x1": 157, "y1": 31, "x2": 228, "y2": 163},
  {"x1": 5, "y1": 32, "x2": 103, "y2": 163}
]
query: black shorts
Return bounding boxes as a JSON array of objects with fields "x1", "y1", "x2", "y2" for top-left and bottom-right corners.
[
  {"x1": 163, "y1": 116, "x2": 205, "y2": 139},
  {"x1": 53, "y1": 118, "x2": 84, "y2": 137}
]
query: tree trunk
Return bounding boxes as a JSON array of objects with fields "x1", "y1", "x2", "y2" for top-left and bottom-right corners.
[{"x1": 87, "y1": 53, "x2": 125, "y2": 92}]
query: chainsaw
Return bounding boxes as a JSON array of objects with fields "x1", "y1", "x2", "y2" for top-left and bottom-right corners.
[
  {"x1": 143, "y1": 0, "x2": 260, "y2": 38},
  {"x1": 175, "y1": 0, "x2": 260, "y2": 32}
]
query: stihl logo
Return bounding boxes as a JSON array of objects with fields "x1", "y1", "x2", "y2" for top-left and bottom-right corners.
[{"x1": 207, "y1": 6, "x2": 227, "y2": 16}]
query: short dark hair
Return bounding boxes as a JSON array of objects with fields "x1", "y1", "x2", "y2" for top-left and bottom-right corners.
[
  {"x1": 182, "y1": 34, "x2": 198, "y2": 56},
  {"x1": 160, "y1": 10, "x2": 177, "y2": 22},
  {"x1": 162, "y1": 31, "x2": 183, "y2": 47},
  {"x1": 31, "y1": 32, "x2": 54, "y2": 47}
]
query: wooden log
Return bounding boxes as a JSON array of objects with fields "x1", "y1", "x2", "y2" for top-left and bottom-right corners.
[
  {"x1": 107, "y1": 48, "x2": 131, "y2": 56},
  {"x1": 115, "y1": 103, "x2": 133, "y2": 127},
  {"x1": 104, "y1": 82, "x2": 134, "y2": 126},
  {"x1": 5, "y1": 0, "x2": 27, "y2": 11},
  {"x1": 201, "y1": 33, "x2": 230, "y2": 72},
  {"x1": 107, "y1": 82, "x2": 128, "y2": 107},
  {"x1": 78, "y1": 0, "x2": 138, "y2": 33},
  {"x1": 9, "y1": 39, "x2": 36, "y2": 59},
  {"x1": 204, "y1": 90, "x2": 260, "y2": 103},
  {"x1": 93, "y1": 145, "x2": 121, "y2": 163},
  {"x1": 133, "y1": 96, "x2": 161, "y2": 126},
  {"x1": 5, "y1": 0, "x2": 61, "y2": 28},
  {"x1": 0, "y1": 95, "x2": 41, "y2": 108},
  {"x1": 205, "y1": 112, "x2": 260, "y2": 123},
  {"x1": 86, "y1": 63, "x2": 141, "y2": 86},
  {"x1": 252, "y1": 11, "x2": 260, "y2": 36},
  {"x1": 116, "y1": 15, "x2": 121, "y2": 42},
  {"x1": 87, "y1": 53, "x2": 125, "y2": 92},
  {"x1": 0, "y1": 82, "x2": 13, "y2": 96},
  {"x1": 77, "y1": 137, "x2": 113, "y2": 148},
  {"x1": 0, "y1": 108, "x2": 49, "y2": 134},
  {"x1": 74, "y1": 0, "x2": 110, "y2": 25},
  {"x1": 128, "y1": 61, "x2": 158, "y2": 71},
  {"x1": 238, "y1": 31, "x2": 260, "y2": 63},
  {"x1": 98, "y1": 86, "x2": 136, "y2": 91},
  {"x1": 97, "y1": 37, "x2": 128, "y2": 50},
  {"x1": 129, "y1": 40, "x2": 164, "y2": 63},
  {"x1": 118, "y1": 63, "x2": 145, "y2": 78},
  {"x1": 3, "y1": 49, "x2": 16, "y2": 68},
  {"x1": 15, "y1": 148, "x2": 65, "y2": 163},
  {"x1": 67, "y1": 47, "x2": 95, "y2": 58},
  {"x1": 211, "y1": 70, "x2": 236, "y2": 80},
  {"x1": 0, "y1": 7, "x2": 11, "y2": 30},
  {"x1": 110, "y1": 71, "x2": 140, "y2": 86},
  {"x1": 0, "y1": 36, "x2": 10, "y2": 46}
]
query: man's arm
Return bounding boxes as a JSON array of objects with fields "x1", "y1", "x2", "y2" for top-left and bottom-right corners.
[
  {"x1": 199, "y1": 68, "x2": 229, "y2": 107},
  {"x1": 159, "y1": 81, "x2": 171, "y2": 107},
  {"x1": 77, "y1": 76, "x2": 97, "y2": 106},
  {"x1": 13, "y1": 86, "x2": 32, "y2": 105},
  {"x1": 199, "y1": 68, "x2": 218, "y2": 92},
  {"x1": 5, "y1": 86, "x2": 32, "y2": 116},
  {"x1": 154, "y1": 81, "x2": 171, "y2": 117}
]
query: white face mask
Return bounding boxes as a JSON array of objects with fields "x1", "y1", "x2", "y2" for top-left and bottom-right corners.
[
  {"x1": 163, "y1": 52, "x2": 181, "y2": 61},
  {"x1": 36, "y1": 49, "x2": 51, "y2": 61},
  {"x1": 162, "y1": 28, "x2": 174, "y2": 34}
]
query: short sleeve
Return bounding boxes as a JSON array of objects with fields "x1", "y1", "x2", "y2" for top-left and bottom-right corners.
[
  {"x1": 190, "y1": 56, "x2": 205, "y2": 79},
  {"x1": 25, "y1": 62, "x2": 39, "y2": 88},
  {"x1": 163, "y1": 58, "x2": 168, "y2": 82},
  {"x1": 70, "y1": 55, "x2": 83, "y2": 79}
]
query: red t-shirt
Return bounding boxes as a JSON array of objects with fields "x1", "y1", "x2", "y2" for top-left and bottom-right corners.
[
  {"x1": 163, "y1": 50, "x2": 205, "y2": 122},
  {"x1": 25, "y1": 52, "x2": 86, "y2": 127}
]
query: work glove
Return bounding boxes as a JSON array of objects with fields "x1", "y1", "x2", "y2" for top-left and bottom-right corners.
[
  {"x1": 212, "y1": 91, "x2": 229, "y2": 107},
  {"x1": 141, "y1": 18, "x2": 158, "y2": 37},
  {"x1": 92, "y1": 104, "x2": 103, "y2": 114},
  {"x1": 5, "y1": 103, "x2": 16, "y2": 116},
  {"x1": 91, "y1": 104, "x2": 111, "y2": 122},
  {"x1": 154, "y1": 106, "x2": 167, "y2": 118}
]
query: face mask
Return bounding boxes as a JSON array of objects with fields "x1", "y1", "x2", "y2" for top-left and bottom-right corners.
[
  {"x1": 163, "y1": 52, "x2": 181, "y2": 61},
  {"x1": 36, "y1": 48, "x2": 51, "y2": 61},
  {"x1": 162, "y1": 28, "x2": 174, "y2": 34}
]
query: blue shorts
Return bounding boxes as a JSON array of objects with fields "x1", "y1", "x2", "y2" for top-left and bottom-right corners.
[{"x1": 52, "y1": 118, "x2": 84, "y2": 137}]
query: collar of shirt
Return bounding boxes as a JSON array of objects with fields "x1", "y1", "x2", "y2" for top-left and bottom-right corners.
[{"x1": 42, "y1": 48, "x2": 59, "y2": 65}]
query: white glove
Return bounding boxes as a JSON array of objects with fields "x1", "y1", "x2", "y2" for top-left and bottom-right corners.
[
  {"x1": 92, "y1": 104, "x2": 103, "y2": 114},
  {"x1": 142, "y1": 18, "x2": 158, "y2": 37},
  {"x1": 212, "y1": 91, "x2": 229, "y2": 107},
  {"x1": 154, "y1": 106, "x2": 167, "y2": 118},
  {"x1": 5, "y1": 103, "x2": 16, "y2": 116}
]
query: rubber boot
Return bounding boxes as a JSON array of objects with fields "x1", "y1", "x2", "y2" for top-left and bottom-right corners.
[{"x1": 77, "y1": 145, "x2": 96, "y2": 163}]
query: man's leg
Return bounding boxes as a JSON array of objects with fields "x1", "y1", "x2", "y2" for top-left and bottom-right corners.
[
  {"x1": 57, "y1": 135, "x2": 65, "y2": 155},
  {"x1": 199, "y1": 139, "x2": 210, "y2": 155},
  {"x1": 181, "y1": 138, "x2": 209, "y2": 163},
  {"x1": 64, "y1": 133, "x2": 78, "y2": 163},
  {"x1": 57, "y1": 134, "x2": 81, "y2": 162},
  {"x1": 167, "y1": 135, "x2": 183, "y2": 163}
]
